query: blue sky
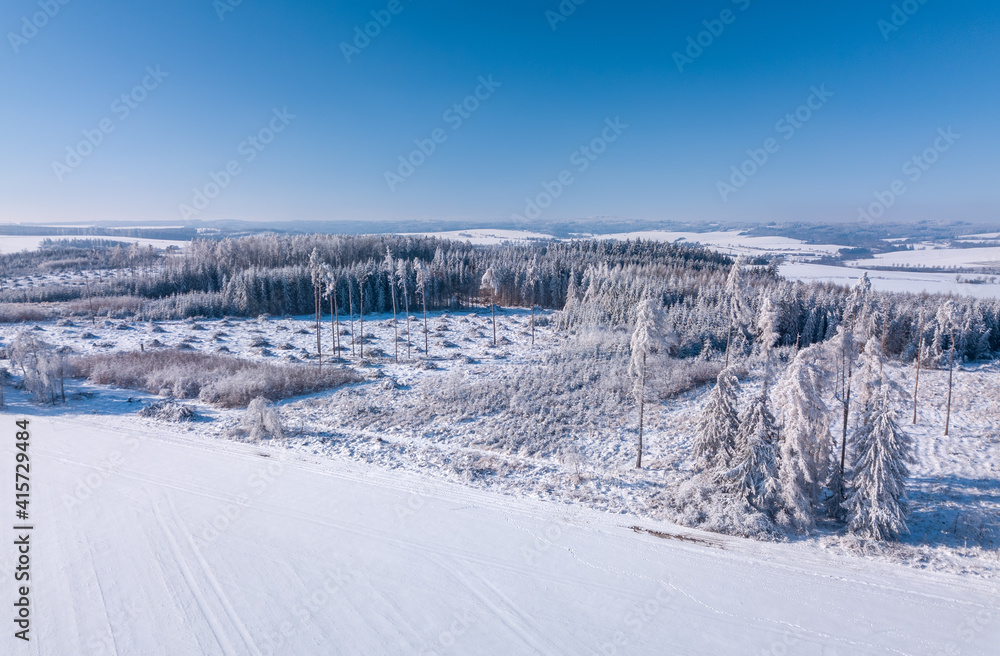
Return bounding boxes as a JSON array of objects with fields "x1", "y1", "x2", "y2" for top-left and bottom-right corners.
[{"x1": 1, "y1": 0, "x2": 997, "y2": 226}]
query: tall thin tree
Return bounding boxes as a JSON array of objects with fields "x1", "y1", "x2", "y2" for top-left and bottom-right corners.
[
  {"x1": 912, "y1": 309, "x2": 925, "y2": 425},
  {"x1": 630, "y1": 299, "x2": 663, "y2": 469}
]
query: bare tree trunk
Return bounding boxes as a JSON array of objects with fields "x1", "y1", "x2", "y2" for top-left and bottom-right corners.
[
  {"x1": 945, "y1": 327, "x2": 955, "y2": 436},
  {"x1": 913, "y1": 311, "x2": 924, "y2": 424},
  {"x1": 423, "y1": 294, "x2": 429, "y2": 358},
  {"x1": 403, "y1": 287, "x2": 411, "y2": 360},
  {"x1": 348, "y1": 280, "x2": 355, "y2": 358},
  {"x1": 491, "y1": 300, "x2": 496, "y2": 346},
  {"x1": 636, "y1": 351, "x2": 645, "y2": 469},
  {"x1": 391, "y1": 280, "x2": 398, "y2": 362},
  {"x1": 330, "y1": 294, "x2": 337, "y2": 359},
  {"x1": 315, "y1": 281, "x2": 322, "y2": 371},
  {"x1": 359, "y1": 281, "x2": 365, "y2": 360},
  {"x1": 530, "y1": 306, "x2": 535, "y2": 346}
]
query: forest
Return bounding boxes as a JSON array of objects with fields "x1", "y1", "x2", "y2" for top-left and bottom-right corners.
[{"x1": 1, "y1": 233, "x2": 998, "y2": 548}]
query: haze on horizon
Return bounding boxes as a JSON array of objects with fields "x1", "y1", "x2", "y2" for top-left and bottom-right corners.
[{"x1": 1, "y1": 0, "x2": 998, "y2": 227}]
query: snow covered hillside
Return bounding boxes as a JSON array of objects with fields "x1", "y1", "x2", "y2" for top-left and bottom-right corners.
[{"x1": 2, "y1": 411, "x2": 999, "y2": 655}]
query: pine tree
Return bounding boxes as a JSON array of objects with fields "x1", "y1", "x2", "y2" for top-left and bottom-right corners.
[
  {"x1": 772, "y1": 346, "x2": 831, "y2": 531},
  {"x1": 844, "y1": 383, "x2": 914, "y2": 541},
  {"x1": 728, "y1": 386, "x2": 780, "y2": 518},
  {"x1": 693, "y1": 367, "x2": 741, "y2": 473}
]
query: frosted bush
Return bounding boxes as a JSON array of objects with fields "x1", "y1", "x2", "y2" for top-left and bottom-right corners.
[{"x1": 235, "y1": 397, "x2": 284, "y2": 440}]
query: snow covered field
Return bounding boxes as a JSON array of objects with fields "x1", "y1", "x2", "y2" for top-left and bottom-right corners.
[
  {"x1": 599, "y1": 230, "x2": 844, "y2": 260},
  {"x1": 781, "y1": 262, "x2": 1000, "y2": 299},
  {"x1": 844, "y1": 245, "x2": 1000, "y2": 270},
  {"x1": 3, "y1": 408, "x2": 999, "y2": 655},
  {"x1": 0, "y1": 236, "x2": 190, "y2": 254},
  {"x1": 399, "y1": 229, "x2": 555, "y2": 245}
]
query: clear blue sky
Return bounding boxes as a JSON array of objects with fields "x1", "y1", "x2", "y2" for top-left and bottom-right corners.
[{"x1": 1, "y1": 0, "x2": 997, "y2": 226}]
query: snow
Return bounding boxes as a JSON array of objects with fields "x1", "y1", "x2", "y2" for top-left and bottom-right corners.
[
  {"x1": 0, "y1": 235, "x2": 190, "y2": 254},
  {"x1": 399, "y1": 229, "x2": 555, "y2": 245},
  {"x1": 845, "y1": 246, "x2": 1000, "y2": 269},
  {"x1": 598, "y1": 230, "x2": 844, "y2": 259},
  {"x1": 781, "y1": 262, "x2": 1000, "y2": 299},
  {"x1": 2, "y1": 408, "x2": 998, "y2": 655}
]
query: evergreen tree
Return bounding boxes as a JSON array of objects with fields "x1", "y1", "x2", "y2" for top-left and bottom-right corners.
[
  {"x1": 844, "y1": 384, "x2": 914, "y2": 541},
  {"x1": 772, "y1": 346, "x2": 831, "y2": 531},
  {"x1": 693, "y1": 367, "x2": 741, "y2": 473},
  {"x1": 728, "y1": 386, "x2": 781, "y2": 518}
]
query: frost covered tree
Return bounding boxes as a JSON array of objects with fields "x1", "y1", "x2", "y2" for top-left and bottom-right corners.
[
  {"x1": 524, "y1": 257, "x2": 539, "y2": 345},
  {"x1": 755, "y1": 293, "x2": 779, "y2": 362},
  {"x1": 356, "y1": 262, "x2": 373, "y2": 359},
  {"x1": 693, "y1": 367, "x2": 741, "y2": 473},
  {"x1": 240, "y1": 396, "x2": 284, "y2": 441},
  {"x1": 723, "y1": 255, "x2": 751, "y2": 368},
  {"x1": 384, "y1": 249, "x2": 399, "y2": 361},
  {"x1": 630, "y1": 298, "x2": 664, "y2": 469},
  {"x1": 480, "y1": 266, "x2": 499, "y2": 346},
  {"x1": 415, "y1": 259, "x2": 430, "y2": 358},
  {"x1": 309, "y1": 249, "x2": 324, "y2": 369},
  {"x1": 728, "y1": 386, "x2": 780, "y2": 518},
  {"x1": 844, "y1": 384, "x2": 914, "y2": 541},
  {"x1": 323, "y1": 264, "x2": 341, "y2": 359},
  {"x1": 772, "y1": 345, "x2": 832, "y2": 531},
  {"x1": 398, "y1": 259, "x2": 411, "y2": 359},
  {"x1": 912, "y1": 308, "x2": 925, "y2": 424},
  {"x1": 937, "y1": 301, "x2": 957, "y2": 435}
]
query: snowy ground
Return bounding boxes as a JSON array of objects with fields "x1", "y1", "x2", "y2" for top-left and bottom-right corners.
[
  {"x1": 781, "y1": 262, "x2": 1000, "y2": 299},
  {"x1": 2, "y1": 407, "x2": 999, "y2": 655},
  {"x1": 3, "y1": 308, "x2": 999, "y2": 573},
  {"x1": 844, "y1": 244, "x2": 1000, "y2": 270},
  {"x1": 398, "y1": 229, "x2": 555, "y2": 245},
  {"x1": 597, "y1": 230, "x2": 845, "y2": 260},
  {"x1": 0, "y1": 236, "x2": 190, "y2": 254}
]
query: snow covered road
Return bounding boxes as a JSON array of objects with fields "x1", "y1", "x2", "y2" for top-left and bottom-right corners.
[{"x1": 3, "y1": 414, "x2": 999, "y2": 655}]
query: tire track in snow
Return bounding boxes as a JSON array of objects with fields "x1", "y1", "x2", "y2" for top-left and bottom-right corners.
[
  {"x1": 149, "y1": 490, "x2": 240, "y2": 656},
  {"x1": 166, "y1": 493, "x2": 263, "y2": 656}
]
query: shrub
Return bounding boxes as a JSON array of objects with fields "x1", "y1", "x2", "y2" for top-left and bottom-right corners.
[
  {"x1": 69, "y1": 350, "x2": 360, "y2": 408},
  {"x1": 234, "y1": 396, "x2": 284, "y2": 440},
  {"x1": 138, "y1": 400, "x2": 196, "y2": 422}
]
